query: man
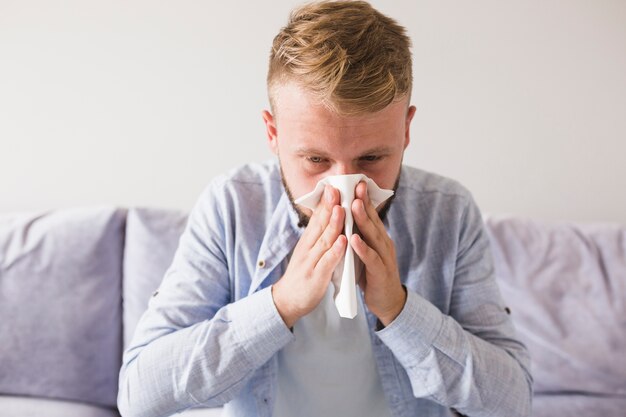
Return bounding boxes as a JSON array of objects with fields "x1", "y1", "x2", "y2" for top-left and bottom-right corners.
[{"x1": 118, "y1": 1, "x2": 532, "y2": 417}]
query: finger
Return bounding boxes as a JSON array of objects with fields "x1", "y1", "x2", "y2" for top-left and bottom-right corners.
[
  {"x1": 352, "y1": 198, "x2": 390, "y2": 257},
  {"x1": 299, "y1": 186, "x2": 340, "y2": 248},
  {"x1": 314, "y1": 234, "x2": 347, "y2": 282},
  {"x1": 350, "y1": 235, "x2": 386, "y2": 290},
  {"x1": 305, "y1": 204, "x2": 345, "y2": 269},
  {"x1": 352, "y1": 198, "x2": 378, "y2": 239},
  {"x1": 351, "y1": 233, "x2": 383, "y2": 266},
  {"x1": 355, "y1": 181, "x2": 384, "y2": 227},
  {"x1": 355, "y1": 181, "x2": 368, "y2": 203}
]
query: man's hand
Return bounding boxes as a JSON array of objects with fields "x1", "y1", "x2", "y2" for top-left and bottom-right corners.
[
  {"x1": 351, "y1": 181, "x2": 407, "y2": 326},
  {"x1": 272, "y1": 186, "x2": 347, "y2": 328}
]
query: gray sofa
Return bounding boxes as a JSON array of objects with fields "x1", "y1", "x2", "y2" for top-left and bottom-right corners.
[{"x1": 0, "y1": 206, "x2": 624, "y2": 416}]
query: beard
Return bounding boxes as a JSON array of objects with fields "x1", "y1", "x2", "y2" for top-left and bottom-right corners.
[{"x1": 280, "y1": 162, "x2": 402, "y2": 229}]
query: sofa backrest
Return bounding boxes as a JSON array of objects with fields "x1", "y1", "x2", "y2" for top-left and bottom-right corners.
[
  {"x1": 0, "y1": 207, "x2": 126, "y2": 408},
  {"x1": 484, "y1": 215, "x2": 626, "y2": 397},
  {"x1": 122, "y1": 207, "x2": 188, "y2": 348}
]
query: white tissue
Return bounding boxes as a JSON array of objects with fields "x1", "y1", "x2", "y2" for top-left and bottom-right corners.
[{"x1": 294, "y1": 174, "x2": 394, "y2": 319}]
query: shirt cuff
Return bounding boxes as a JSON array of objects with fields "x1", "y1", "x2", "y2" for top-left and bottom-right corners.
[
  {"x1": 375, "y1": 289, "x2": 445, "y2": 365},
  {"x1": 226, "y1": 286, "x2": 295, "y2": 368}
]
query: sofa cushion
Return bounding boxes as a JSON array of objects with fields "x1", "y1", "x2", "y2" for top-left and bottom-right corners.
[
  {"x1": 484, "y1": 215, "x2": 626, "y2": 398},
  {"x1": 0, "y1": 394, "x2": 224, "y2": 417},
  {"x1": 0, "y1": 395, "x2": 120, "y2": 417},
  {"x1": 123, "y1": 207, "x2": 187, "y2": 348},
  {"x1": 531, "y1": 394, "x2": 626, "y2": 417},
  {"x1": 0, "y1": 207, "x2": 126, "y2": 408}
]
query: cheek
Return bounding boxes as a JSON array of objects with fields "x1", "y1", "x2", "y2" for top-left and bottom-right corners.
[
  {"x1": 366, "y1": 161, "x2": 401, "y2": 189},
  {"x1": 281, "y1": 160, "x2": 321, "y2": 197}
]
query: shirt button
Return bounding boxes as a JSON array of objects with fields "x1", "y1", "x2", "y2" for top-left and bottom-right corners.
[{"x1": 258, "y1": 259, "x2": 266, "y2": 268}]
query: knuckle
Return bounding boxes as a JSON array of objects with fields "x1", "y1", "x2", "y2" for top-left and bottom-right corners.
[
  {"x1": 312, "y1": 204, "x2": 330, "y2": 219},
  {"x1": 307, "y1": 219, "x2": 324, "y2": 237},
  {"x1": 317, "y1": 234, "x2": 333, "y2": 251}
]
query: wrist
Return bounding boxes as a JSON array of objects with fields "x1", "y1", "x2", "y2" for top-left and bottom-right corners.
[
  {"x1": 271, "y1": 283, "x2": 299, "y2": 328},
  {"x1": 376, "y1": 285, "x2": 407, "y2": 327}
]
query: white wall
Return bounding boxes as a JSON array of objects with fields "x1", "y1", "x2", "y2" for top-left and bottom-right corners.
[{"x1": 1, "y1": 0, "x2": 625, "y2": 224}]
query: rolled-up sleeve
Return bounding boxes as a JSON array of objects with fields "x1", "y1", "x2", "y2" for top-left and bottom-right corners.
[
  {"x1": 377, "y1": 194, "x2": 533, "y2": 417},
  {"x1": 117, "y1": 181, "x2": 293, "y2": 417}
]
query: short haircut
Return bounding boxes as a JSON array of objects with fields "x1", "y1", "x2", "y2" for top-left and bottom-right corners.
[{"x1": 267, "y1": 0, "x2": 413, "y2": 116}]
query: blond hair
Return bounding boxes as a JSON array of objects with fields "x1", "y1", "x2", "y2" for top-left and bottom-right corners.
[{"x1": 268, "y1": 0, "x2": 413, "y2": 116}]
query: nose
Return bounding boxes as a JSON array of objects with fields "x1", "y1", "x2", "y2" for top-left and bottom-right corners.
[{"x1": 333, "y1": 162, "x2": 359, "y2": 176}]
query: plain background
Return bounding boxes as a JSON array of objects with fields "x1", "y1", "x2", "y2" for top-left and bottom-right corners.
[{"x1": 1, "y1": 0, "x2": 625, "y2": 224}]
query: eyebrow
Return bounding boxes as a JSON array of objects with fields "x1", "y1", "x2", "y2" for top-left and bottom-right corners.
[{"x1": 294, "y1": 146, "x2": 394, "y2": 157}]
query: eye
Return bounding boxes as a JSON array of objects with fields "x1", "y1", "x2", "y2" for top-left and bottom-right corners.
[
  {"x1": 307, "y1": 156, "x2": 325, "y2": 163},
  {"x1": 360, "y1": 155, "x2": 381, "y2": 162}
]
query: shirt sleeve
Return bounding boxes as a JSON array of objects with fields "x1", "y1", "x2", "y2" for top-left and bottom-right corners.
[
  {"x1": 376, "y1": 193, "x2": 533, "y2": 417},
  {"x1": 117, "y1": 181, "x2": 294, "y2": 417}
]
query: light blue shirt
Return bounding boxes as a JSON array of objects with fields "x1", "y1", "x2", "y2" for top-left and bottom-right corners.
[{"x1": 118, "y1": 159, "x2": 532, "y2": 417}]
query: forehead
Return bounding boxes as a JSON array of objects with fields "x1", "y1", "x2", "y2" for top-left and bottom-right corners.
[
  {"x1": 273, "y1": 83, "x2": 408, "y2": 150},
  {"x1": 273, "y1": 82, "x2": 407, "y2": 120}
]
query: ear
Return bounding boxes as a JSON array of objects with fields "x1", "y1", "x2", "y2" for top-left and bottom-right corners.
[
  {"x1": 262, "y1": 110, "x2": 279, "y2": 155},
  {"x1": 404, "y1": 105, "x2": 417, "y2": 150}
]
